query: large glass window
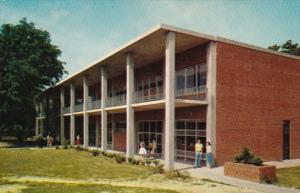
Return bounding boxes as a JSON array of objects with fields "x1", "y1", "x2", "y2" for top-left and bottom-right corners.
[
  {"x1": 137, "y1": 120, "x2": 163, "y2": 156},
  {"x1": 176, "y1": 64, "x2": 207, "y2": 93},
  {"x1": 175, "y1": 120, "x2": 206, "y2": 162}
]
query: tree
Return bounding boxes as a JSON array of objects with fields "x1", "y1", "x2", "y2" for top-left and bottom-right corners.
[
  {"x1": 0, "y1": 18, "x2": 66, "y2": 140},
  {"x1": 268, "y1": 40, "x2": 300, "y2": 56}
]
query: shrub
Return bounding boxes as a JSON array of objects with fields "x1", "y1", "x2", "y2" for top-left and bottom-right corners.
[
  {"x1": 55, "y1": 145, "x2": 59, "y2": 149},
  {"x1": 249, "y1": 157, "x2": 263, "y2": 166},
  {"x1": 234, "y1": 147, "x2": 263, "y2": 166},
  {"x1": 114, "y1": 154, "x2": 126, "y2": 163},
  {"x1": 165, "y1": 170, "x2": 190, "y2": 180},
  {"x1": 106, "y1": 152, "x2": 114, "y2": 158},
  {"x1": 91, "y1": 150, "x2": 100, "y2": 157},
  {"x1": 145, "y1": 159, "x2": 152, "y2": 166},
  {"x1": 75, "y1": 145, "x2": 83, "y2": 151},
  {"x1": 136, "y1": 160, "x2": 140, "y2": 165},
  {"x1": 152, "y1": 159, "x2": 160, "y2": 166},
  {"x1": 140, "y1": 160, "x2": 146, "y2": 166},
  {"x1": 127, "y1": 157, "x2": 133, "y2": 163},
  {"x1": 152, "y1": 164, "x2": 164, "y2": 174}
]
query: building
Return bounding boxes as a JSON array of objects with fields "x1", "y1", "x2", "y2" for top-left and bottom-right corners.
[{"x1": 35, "y1": 24, "x2": 300, "y2": 169}]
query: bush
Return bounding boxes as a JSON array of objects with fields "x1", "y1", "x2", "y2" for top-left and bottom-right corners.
[
  {"x1": 106, "y1": 152, "x2": 114, "y2": 158},
  {"x1": 165, "y1": 170, "x2": 190, "y2": 180},
  {"x1": 234, "y1": 147, "x2": 263, "y2": 166},
  {"x1": 55, "y1": 145, "x2": 59, "y2": 149},
  {"x1": 127, "y1": 157, "x2": 133, "y2": 163},
  {"x1": 249, "y1": 157, "x2": 263, "y2": 166},
  {"x1": 75, "y1": 145, "x2": 83, "y2": 151},
  {"x1": 145, "y1": 158, "x2": 152, "y2": 166},
  {"x1": 140, "y1": 160, "x2": 146, "y2": 166},
  {"x1": 91, "y1": 150, "x2": 100, "y2": 157},
  {"x1": 152, "y1": 164, "x2": 164, "y2": 174},
  {"x1": 114, "y1": 154, "x2": 126, "y2": 163},
  {"x1": 152, "y1": 159, "x2": 160, "y2": 166}
]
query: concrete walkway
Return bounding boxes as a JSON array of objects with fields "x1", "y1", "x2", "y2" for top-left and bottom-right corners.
[{"x1": 174, "y1": 160, "x2": 300, "y2": 193}]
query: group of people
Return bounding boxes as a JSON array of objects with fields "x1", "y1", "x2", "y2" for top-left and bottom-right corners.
[
  {"x1": 195, "y1": 139, "x2": 213, "y2": 168},
  {"x1": 138, "y1": 140, "x2": 157, "y2": 157}
]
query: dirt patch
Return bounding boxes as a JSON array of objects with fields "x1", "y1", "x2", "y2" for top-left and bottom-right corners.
[{"x1": 1, "y1": 175, "x2": 261, "y2": 193}]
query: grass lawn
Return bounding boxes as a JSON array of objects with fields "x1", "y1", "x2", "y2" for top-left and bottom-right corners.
[
  {"x1": 277, "y1": 167, "x2": 300, "y2": 189},
  {"x1": 0, "y1": 148, "x2": 153, "y2": 180},
  {"x1": 0, "y1": 181, "x2": 177, "y2": 193}
]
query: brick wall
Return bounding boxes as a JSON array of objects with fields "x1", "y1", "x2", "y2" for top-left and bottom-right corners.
[
  {"x1": 224, "y1": 162, "x2": 276, "y2": 183},
  {"x1": 216, "y1": 42, "x2": 300, "y2": 165}
]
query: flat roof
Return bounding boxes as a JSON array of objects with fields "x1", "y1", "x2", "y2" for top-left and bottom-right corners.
[{"x1": 51, "y1": 23, "x2": 300, "y2": 90}]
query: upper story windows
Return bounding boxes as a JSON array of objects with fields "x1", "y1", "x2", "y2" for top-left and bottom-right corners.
[{"x1": 176, "y1": 63, "x2": 207, "y2": 92}]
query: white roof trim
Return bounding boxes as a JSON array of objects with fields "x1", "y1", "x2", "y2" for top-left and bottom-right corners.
[{"x1": 53, "y1": 23, "x2": 300, "y2": 88}]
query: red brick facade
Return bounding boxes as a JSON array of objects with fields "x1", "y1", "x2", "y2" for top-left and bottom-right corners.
[{"x1": 215, "y1": 42, "x2": 300, "y2": 165}]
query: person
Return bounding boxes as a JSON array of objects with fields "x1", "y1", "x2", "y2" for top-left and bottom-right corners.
[
  {"x1": 76, "y1": 134, "x2": 81, "y2": 146},
  {"x1": 194, "y1": 139, "x2": 203, "y2": 168},
  {"x1": 150, "y1": 139, "x2": 157, "y2": 156},
  {"x1": 138, "y1": 142, "x2": 147, "y2": 157},
  {"x1": 46, "y1": 132, "x2": 53, "y2": 147},
  {"x1": 206, "y1": 141, "x2": 213, "y2": 168}
]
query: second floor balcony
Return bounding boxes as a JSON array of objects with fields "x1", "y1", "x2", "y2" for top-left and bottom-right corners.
[
  {"x1": 106, "y1": 94, "x2": 126, "y2": 108},
  {"x1": 74, "y1": 103, "x2": 83, "y2": 112},
  {"x1": 88, "y1": 99, "x2": 101, "y2": 110},
  {"x1": 134, "y1": 86, "x2": 164, "y2": 103}
]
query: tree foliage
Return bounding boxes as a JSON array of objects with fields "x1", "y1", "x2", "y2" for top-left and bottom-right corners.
[
  {"x1": 268, "y1": 40, "x2": 300, "y2": 56},
  {"x1": 0, "y1": 18, "x2": 66, "y2": 139}
]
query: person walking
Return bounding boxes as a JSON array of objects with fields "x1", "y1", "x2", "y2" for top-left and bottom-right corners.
[
  {"x1": 194, "y1": 139, "x2": 203, "y2": 168},
  {"x1": 206, "y1": 141, "x2": 213, "y2": 168}
]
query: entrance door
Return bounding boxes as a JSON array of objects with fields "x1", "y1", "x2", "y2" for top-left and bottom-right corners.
[{"x1": 282, "y1": 120, "x2": 290, "y2": 160}]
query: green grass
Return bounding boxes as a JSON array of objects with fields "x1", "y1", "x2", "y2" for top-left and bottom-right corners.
[
  {"x1": 0, "y1": 148, "x2": 153, "y2": 180},
  {"x1": 277, "y1": 167, "x2": 300, "y2": 189},
  {"x1": 0, "y1": 182, "x2": 177, "y2": 193}
]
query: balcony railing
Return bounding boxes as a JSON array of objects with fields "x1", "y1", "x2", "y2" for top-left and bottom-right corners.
[
  {"x1": 106, "y1": 94, "x2": 126, "y2": 108},
  {"x1": 175, "y1": 85, "x2": 207, "y2": 100},
  {"x1": 63, "y1": 107, "x2": 70, "y2": 114},
  {"x1": 74, "y1": 103, "x2": 83, "y2": 112},
  {"x1": 134, "y1": 86, "x2": 164, "y2": 103},
  {"x1": 88, "y1": 99, "x2": 101, "y2": 110},
  {"x1": 37, "y1": 112, "x2": 46, "y2": 117}
]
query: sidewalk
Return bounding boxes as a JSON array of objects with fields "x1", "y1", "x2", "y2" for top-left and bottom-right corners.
[{"x1": 174, "y1": 161, "x2": 300, "y2": 193}]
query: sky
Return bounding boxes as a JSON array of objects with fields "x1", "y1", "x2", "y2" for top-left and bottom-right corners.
[{"x1": 1, "y1": 0, "x2": 300, "y2": 77}]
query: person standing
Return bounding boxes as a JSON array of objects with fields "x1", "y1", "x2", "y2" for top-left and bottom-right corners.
[
  {"x1": 138, "y1": 142, "x2": 147, "y2": 157},
  {"x1": 76, "y1": 134, "x2": 81, "y2": 146},
  {"x1": 206, "y1": 141, "x2": 213, "y2": 168},
  {"x1": 194, "y1": 139, "x2": 203, "y2": 168}
]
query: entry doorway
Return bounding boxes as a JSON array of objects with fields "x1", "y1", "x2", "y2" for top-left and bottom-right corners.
[{"x1": 282, "y1": 120, "x2": 290, "y2": 160}]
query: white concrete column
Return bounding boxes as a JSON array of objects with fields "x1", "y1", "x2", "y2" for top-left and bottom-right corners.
[
  {"x1": 60, "y1": 88, "x2": 65, "y2": 145},
  {"x1": 70, "y1": 82, "x2": 75, "y2": 146},
  {"x1": 35, "y1": 118, "x2": 39, "y2": 137},
  {"x1": 83, "y1": 75, "x2": 89, "y2": 147},
  {"x1": 126, "y1": 52, "x2": 135, "y2": 158},
  {"x1": 206, "y1": 41, "x2": 217, "y2": 166},
  {"x1": 164, "y1": 31, "x2": 176, "y2": 170},
  {"x1": 101, "y1": 66, "x2": 108, "y2": 151}
]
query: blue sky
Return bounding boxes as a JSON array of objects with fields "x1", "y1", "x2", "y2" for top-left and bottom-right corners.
[{"x1": 1, "y1": 0, "x2": 299, "y2": 77}]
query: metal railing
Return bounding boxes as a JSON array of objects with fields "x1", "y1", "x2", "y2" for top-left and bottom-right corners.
[
  {"x1": 88, "y1": 99, "x2": 101, "y2": 110},
  {"x1": 175, "y1": 85, "x2": 207, "y2": 100},
  {"x1": 134, "y1": 86, "x2": 164, "y2": 103},
  {"x1": 105, "y1": 94, "x2": 126, "y2": 108},
  {"x1": 63, "y1": 107, "x2": 70, "y2": 114},
  {"x1": 74, "y1": 103, "x2": 83, "y2": 112}
]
